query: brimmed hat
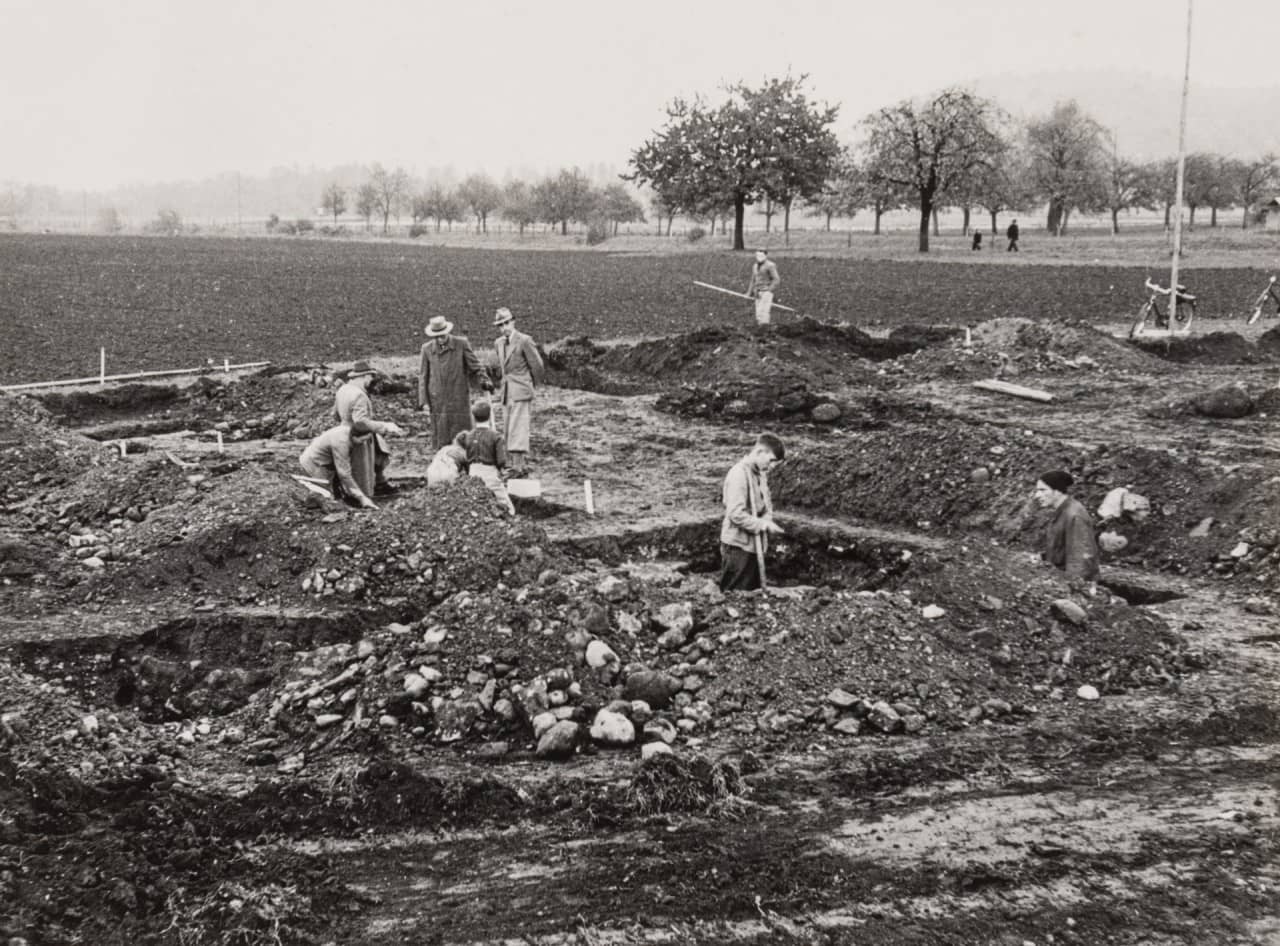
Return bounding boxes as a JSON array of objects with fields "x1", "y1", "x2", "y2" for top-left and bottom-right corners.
[
  {"x1": 493, "y1": 307, "x2": 514, "y2": 327},
  {"x1": 349, "y1": 360, "x2": 377, "y2": 377},
  {"x1": 424, "y1": 316, "x2": 454, "y2": 338}
]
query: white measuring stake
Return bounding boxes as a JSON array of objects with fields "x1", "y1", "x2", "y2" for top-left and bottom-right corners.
[
  {"x1": 584, "y1": 479, "x2": 595, "y2": 516},
  {"x1": 216, "y1": 431, "x2": 224, "y2": 453},
  {"x1": 119, "y1": 441, "x2": 127, "y2": 458},
  {"x1": 99, "y1": 348, "x2": 106, "y2": 385},
  {"x1": 223, "y1": 358, "x2": 230, "y2": 373},
  {"x1": 964, "y1": 326, "x2": 973, "y2": 348}
]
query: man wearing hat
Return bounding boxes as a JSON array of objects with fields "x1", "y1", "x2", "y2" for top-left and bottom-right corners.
[
  {"x1": 299, "y1": 420, "x2": 379, "y2": 510},
  {"x1": 418, "y1": 316, "x2": 492, "y2": 450},
  {"x1": 492, "y1": 307, "x2": 545, "y2": 476},
  {"x1": 1034, "y1": 470, "x2": 1099, "y2": 582},
  {"x1": 334, "y1": 360, "x2": 405, "y2": 495}
]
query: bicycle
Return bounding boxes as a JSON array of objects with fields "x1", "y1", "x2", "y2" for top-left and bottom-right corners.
[
  {"x1": 1130, "y1": 278, "x2": 1197, "y2": 339},
  {"x1": 1248, "y1": 275, "x2": 1279, "y2": 325}
]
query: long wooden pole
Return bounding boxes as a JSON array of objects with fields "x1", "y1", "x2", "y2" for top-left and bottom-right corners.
[
  {"x1": 692, "y1": 280, "x2": 798, "y2": 313},
  {"x1": 0, "y1": 361, "x2": 272, "y2": 392},
  {"x1": 1168, "y1": 0, "x2": 1193, "y2": 320}
]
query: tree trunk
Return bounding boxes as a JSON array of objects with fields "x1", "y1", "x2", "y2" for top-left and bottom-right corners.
[
  {"x1": 560, "y1": 219, "x2": 568, "y2": 235},
  {"x1": 931, "y1": 207, "x2": 940, "y2": 236},
  {"x1": 918, "y1": 195, "x2": 931, "y2": 253},
  {"x1": 382, "y1": 210, "x2": 390, "y2": 234},
  {"x1": 666, "y1": 212, "x2": 675, "y2": 236},
  {"x1": 1046, "y1": 199, "x2": 1061, "y2": 235},
  {"x1": 783, "y1": 199, "x2": 791, "y2": 246},
  {"x1": 874, "y1": 207, "x2": 883, "y2": 236},
  {"x1": 1242, "y1": 204, "x2": 1250, "y2": 229},
  {"x1": 847, "y1": 227, "x2": 853, "y2": 248},
  {"x1": 1163, "y1": 203, "x2": 1172, "y2": 229},
  {"x1": 990, "y1": 210, "x2": 998, "y2": 235},
  {"x1": 961, "y1": 206, "x2": 970, "y2": 235},
  {"x1": 733, "y1": 193, "x2": 746, "y2": 251},
  {"x1": 764, "y1": 197, "x2": 773, "y2": 233},
  {"x1": 1210, "y1": 205, "x2": 1218, "y2": 227},
  {"x1": 825, "y1": 211, "x2": 833, "y2": 231},
  {"x1": 1061, "y1": 207, "x2": 1071, "y2": 234},
  {"x1": 1111, "y1": 209, "x2": 1120, "y2": 234}
]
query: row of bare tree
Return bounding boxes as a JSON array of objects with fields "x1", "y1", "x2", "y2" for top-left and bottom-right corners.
[
  {"x1": 321, "y1": 166, "x2": 646, "y2": 238},
  {"x1": 627, "y1": 79, "x2": 1280, "y2": 252}
]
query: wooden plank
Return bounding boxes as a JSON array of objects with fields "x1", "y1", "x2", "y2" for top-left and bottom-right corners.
[{"x1": 972, "y1": 379, "x2": 1055, "y2": 403}]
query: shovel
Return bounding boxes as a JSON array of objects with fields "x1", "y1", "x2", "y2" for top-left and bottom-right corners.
[{"x1": 747, "y1": 480, "x2": 769, "y2": 591}]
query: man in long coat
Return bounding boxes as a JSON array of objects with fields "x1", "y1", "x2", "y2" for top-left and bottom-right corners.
[
  {"x1": 333, "y1": 360, "x2": 404, "y2": 494},
  {"x1": 1034, "y1": 469, "x2": 1099, "y2": 583},
  {"x1": 418, "y1": 316, "x2": 491, "y2": 449},
  {"x1": 492, "y1": 307, "x2": 545, "y2": 474}
]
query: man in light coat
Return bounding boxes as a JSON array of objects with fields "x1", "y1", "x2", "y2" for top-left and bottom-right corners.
[
  {"x1": 720, "y1": 433, "x2": 786, "y2": 591},
  {"x1": 746, "y1": 249, "x2": 781, "y2": 326},
  {"x1": 492, "y1": 307, "x2": 545, "y2": 474},
  {"x1": 418, "y1": 316, "x2": 492, "y2": 450},
  {"x1": 333, "y1": 360, "x2": 405, "y2": 494},
  {"x1": 300, "y1": 420, "x2": 378, "y2": 510}
]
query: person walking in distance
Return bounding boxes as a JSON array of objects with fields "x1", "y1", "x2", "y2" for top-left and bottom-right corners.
[
  {"x1": 1034, "y1": 470, "x2": 1099, "y2": 584},
  {"x1": 1006, "y1": 219, "x2": 1020, "y2": 252},
  {"x1": 492, "y1": 306, "x2": 545, "y2": 476},
  {"x1": 719, "y1": 433, "x2": 786, "y2": 591},
  {"x1": 746, "y1": 248, "x2": 781, "y2": 326},
  {"x1": 418, "y1": 316, "x2": 492, "y2": 450}
]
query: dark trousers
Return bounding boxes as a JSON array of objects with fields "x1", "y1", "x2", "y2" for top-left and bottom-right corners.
[
  {"x1": 1007, "y1": 239, "x2": 1019, "y2": 252},
  {"x1": 720, "y1": 542, "x2": 761, "y2": 591}
]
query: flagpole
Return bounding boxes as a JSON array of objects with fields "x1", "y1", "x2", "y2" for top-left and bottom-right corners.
[{"x1": 1168, "y1": 0, "x2": 1193, "y2": 327}]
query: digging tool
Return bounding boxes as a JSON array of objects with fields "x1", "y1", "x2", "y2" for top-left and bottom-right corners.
[
  {"x1": 747, "y1": 478, "x2": 769, "y2": 591},
  {"x1": 692, "y1": 280, "x2": 797, "y2": 313},
  {"x1": 291, "y1": 474, "x2": 334, "y2": 499}
]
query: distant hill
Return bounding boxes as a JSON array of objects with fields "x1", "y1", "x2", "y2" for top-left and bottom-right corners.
[{"x1": 971, "y1": 70, "x2": 1280, "y2": 159}]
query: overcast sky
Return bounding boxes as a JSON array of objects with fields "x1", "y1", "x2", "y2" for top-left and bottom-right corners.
[{"x1": 3, "y1": 0, "x2": 1276, "y2": 190}]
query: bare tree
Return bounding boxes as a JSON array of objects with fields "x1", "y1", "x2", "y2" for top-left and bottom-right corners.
[
  {"x1": 1232, "y1": 155, "x2": 1279, "y2": 228},
  {"x1": 368, "y1": 163, "x2": 410, "y2": 234},
  {"x1": 320, "y1": 183, "x2": 347, "y2": 225},
  {"x1": 499, "y1": 180, "x2": 538, "y2": 236},
  {"x1": 457, "y1": 174, "x2": 503, "y2": 233},
  {"x1": 1102, "y1": 135, "x2": 1157, "y2": 234},
  {"x1": 1025, "y1": 101, "x2": 1107, "y2": 235},
  {"x1": 354, "y1": 184, "x2": 377, "y2": 232},
  {"x1": 862, "y1": 87, "x2": 1003, "y2": 252}
]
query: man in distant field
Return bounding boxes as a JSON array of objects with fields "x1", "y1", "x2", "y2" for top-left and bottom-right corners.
[
  {"x1": 492, "y1": 307, "x2": 545, "y2": 476},
  {"x1": 1006, "y1": 219, "x2": 1020, "y2": 252},
  {"x1": 746, "y1": 249, "x2": 781, "y2": 326},
  {"x1": 719, "y1": 433, "x2": 786, "y2": 591},
  {"x1": 333, "y1": 360, "x2": 405, "y2": 495},
  {"x1": 1034, "y1": 469, "x2": 1099, "y2": 583},
  {"x1": 300, "y1": 420, "x2": 378, "y2": 510}
]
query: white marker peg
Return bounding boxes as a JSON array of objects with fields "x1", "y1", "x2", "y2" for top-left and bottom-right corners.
[
  {"x1": 216, "y1": 430, "x2": 224, "y2": 453},
  {"x1": 584, "y1": 479, "x2": 595, "y2": 516}
]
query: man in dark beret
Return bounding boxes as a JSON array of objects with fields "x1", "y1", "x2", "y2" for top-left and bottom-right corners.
[{"x1": 1034, "y1": 470, "x2": 1099, "y2": 582}]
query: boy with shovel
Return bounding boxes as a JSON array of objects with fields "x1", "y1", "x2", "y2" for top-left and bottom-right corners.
[{"x1": 719, "y1": 433, "x2": 786, "y2": 591}]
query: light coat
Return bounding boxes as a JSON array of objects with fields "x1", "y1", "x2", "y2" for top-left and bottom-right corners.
[
  {"x1": 333, "y1": 382, "x2": 392, "y2": 455},
  {"x1": 720, "y1": 458, "x2": 773, "y2": 553},
  {"x1": 495, "y1": 329, "x2": 545, "y2": 404}
]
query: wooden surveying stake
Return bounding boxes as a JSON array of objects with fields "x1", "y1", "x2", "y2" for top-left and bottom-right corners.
[{"x1": 1168, "y1": 0, "x2": 1193, "y2": 320}]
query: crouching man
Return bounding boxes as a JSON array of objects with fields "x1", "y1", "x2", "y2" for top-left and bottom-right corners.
[
  {"x1": 1034, "y1": 469, "x2": 1099, "y2": 583},
  {"x1": 300, "y1": 420, "x2": 378, "y2": 510},
  {"x1": 720, "y1": 433, "x2": 786, "y2": 591},
  {"x1": 334, "y1": 359, "x2": 406, "y2": 496}
]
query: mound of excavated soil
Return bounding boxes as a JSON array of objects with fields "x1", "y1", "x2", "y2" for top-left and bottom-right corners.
[
  {"x1": 1258, "y1": 323, "x2": 1280, "y2": 355},
  {"x1": 2, "y1": 457, "x2": 547, "y2": 617},
  {"x1": 1132, "y1": 331, "x2": 1271, "y2": 365},
  {"x1": 771, "y1": 418, "x2": 1280, "y2": 585},
  {"x1": 546, "y1": 318, "x2": 913, "y2": 396},
  {"x1": 896, "y1": 318, "x2": 1167, "y2": 380},
  {"x1": 32, "y1": 367, "x2": 422, "y2": 443},
  {"x1": 0, "y1": 393, "x2": 110, "y2": 508}
]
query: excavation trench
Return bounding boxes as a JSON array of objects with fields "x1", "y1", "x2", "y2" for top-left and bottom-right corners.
[
  {"x1": 8, "y1": 606, "x2": 418, "y2": 723},
  {"x1": 556, "y1": 516, "x2": 925, "y2": 591}
]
